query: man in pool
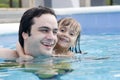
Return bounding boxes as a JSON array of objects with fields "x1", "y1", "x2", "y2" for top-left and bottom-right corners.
[{"x1": 0, "y1": 6, "x2": 58, "y2": 60}]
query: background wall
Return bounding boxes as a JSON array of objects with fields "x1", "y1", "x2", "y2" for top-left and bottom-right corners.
[{"x1": 56, "y1": 6, "x2": 120, "y2": 34}]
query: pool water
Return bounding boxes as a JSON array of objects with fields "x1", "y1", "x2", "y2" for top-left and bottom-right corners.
[{"x1": 0, "y1": 33, "x2": 120, "y2": 80}]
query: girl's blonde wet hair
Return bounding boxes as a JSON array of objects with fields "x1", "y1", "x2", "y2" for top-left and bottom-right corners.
[
  {"x1": 58, "y1": 17, "x2": 81, "y2": 36},
  {"x1": 58, "y1": 17, "x2": 82, "y2": 53}
]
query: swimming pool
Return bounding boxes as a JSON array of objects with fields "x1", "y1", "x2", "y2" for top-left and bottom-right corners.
[
  {"x1": 0, "y1": 6, "x2": 120, "y2": 80},
  {"x1": 0, "y1": 32, "x2": 120, "y2": 80}
]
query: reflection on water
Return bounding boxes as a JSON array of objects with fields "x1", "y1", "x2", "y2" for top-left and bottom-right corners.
[
  {"x1": 0, "y1": 55, "x2": 112, "y2": 80},
  {"x1": 0, "y1": 57, "x2": 78, "y2": 80}
]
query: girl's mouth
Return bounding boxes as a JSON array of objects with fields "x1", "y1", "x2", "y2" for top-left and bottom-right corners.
[{"x1": 59, "y1": 36, "x2": 70, "y2": 43}]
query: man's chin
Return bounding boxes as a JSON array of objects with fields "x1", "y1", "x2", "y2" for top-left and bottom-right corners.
[
  {"x1": 45, "y1": 52, "x2": 52, "y2": 56},
  {"x1": 41, "y1": 50, "x2": 53, "y2": 56},
  {"x1": 34, "y1": 52, "x2": 52, "y2": 59}
]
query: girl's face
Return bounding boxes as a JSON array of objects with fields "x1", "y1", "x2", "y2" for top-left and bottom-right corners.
[{"x1": 57, "y1": 25, "x2": 79, "y2": 49}]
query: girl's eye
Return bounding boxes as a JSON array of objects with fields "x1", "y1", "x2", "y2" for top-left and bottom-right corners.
[
  {"x1": 70, "y1": 33, "x2": 74, "y2": 36},
  {"x1": 69, "y1": 32, "x2": 75, "y2": 36},
  {"x1": 60, "y1": 29, "x2": 65, "y2": 32}
]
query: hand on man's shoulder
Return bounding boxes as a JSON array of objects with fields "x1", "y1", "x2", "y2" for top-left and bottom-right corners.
[{"x1": 0, "y1": 48, "x2": 18, "y2": 60}]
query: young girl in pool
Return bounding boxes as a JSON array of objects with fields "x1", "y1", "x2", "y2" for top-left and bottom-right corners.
[
  {"x1": 53, "y1": 17, "x2": 82, "y2": 57},
  {"x1": 16, "y1": 17, "x2": 82, "y2": 60}
]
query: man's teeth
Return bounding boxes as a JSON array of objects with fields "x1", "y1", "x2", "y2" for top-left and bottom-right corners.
[{"x1": 42, "y1": 41, "x2": 54, "y2": 46}]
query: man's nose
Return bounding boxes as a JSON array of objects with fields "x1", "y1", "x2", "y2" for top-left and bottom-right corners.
[{"x1": 47, "y1": 31, "x2": 55, "y2": 39}]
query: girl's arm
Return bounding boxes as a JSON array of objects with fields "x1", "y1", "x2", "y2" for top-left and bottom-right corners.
[
  {"x1": 0, "y1": 48, "x2": 18, "y2": 60},
  {"x1": 16, "y1": 42, "x2": 33, "y2": 62}
]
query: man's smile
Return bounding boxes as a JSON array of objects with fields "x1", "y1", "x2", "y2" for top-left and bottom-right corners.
[{"x1": 40, "y1": 40, "x2": 55, "y2": 49}]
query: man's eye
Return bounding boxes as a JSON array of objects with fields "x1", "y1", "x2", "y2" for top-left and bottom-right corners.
[
  {"x1": 39, "y1": 29, "x2": 49, "y2": 33},
  {"x1": 53, "y1": 31, "x2": 58, "y2": 35},
  {"x1": 43, "y1": 30, "x2": 49, "y2": 32}
]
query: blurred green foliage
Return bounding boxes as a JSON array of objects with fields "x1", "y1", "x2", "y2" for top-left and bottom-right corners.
[
  {"x1": 0, "y1": 0, "x2": 19, "y2": 8},
  {"x1": 106, "y1": 0, "x2": 111, "y2": 5},
  {"x1": 0, "y1": 0, "x2": 9, "y2": 8}
]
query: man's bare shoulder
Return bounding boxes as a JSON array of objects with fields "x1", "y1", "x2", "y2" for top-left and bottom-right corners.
[{"x1": 0, "y1": 48, "x2": 18, "y2": 60}]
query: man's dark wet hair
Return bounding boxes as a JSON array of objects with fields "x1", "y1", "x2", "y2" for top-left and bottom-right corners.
[{"x1": 19, "y1": 6, "x2": 56, "y2": 48}]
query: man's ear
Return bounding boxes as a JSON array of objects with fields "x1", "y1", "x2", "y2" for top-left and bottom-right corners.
[{"x1": 22, "y1": 32, "x2": 28, "y2": 40}]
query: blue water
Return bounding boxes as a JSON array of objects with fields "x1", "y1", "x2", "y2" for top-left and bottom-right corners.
[{"x1": 0, "y1": 33, "x2": 120, "y2": 80}]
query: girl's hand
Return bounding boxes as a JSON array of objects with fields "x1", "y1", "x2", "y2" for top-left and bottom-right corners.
[{"x1": 16, "y1": 42, "x2": 33, "y2": 62}]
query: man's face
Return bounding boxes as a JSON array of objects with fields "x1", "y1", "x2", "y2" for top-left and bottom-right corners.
[{"x1": 23, "y1": 14, "x2": 58, "y2": 57}]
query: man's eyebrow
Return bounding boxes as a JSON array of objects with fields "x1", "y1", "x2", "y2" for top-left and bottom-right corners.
[
  {"x1": 38, "y1": 26, "x2": 50, "y2": 29},
  {"x1": 38, "y1": 26, "x2": 58, "y2": 30}
]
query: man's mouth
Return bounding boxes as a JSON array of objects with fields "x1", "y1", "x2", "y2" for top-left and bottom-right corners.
[{"x1": 41, "y1": 40, "x2": 55, "y2": 48}]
